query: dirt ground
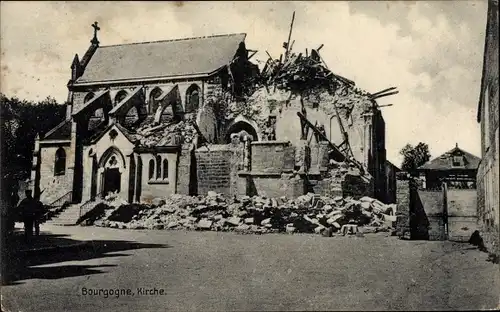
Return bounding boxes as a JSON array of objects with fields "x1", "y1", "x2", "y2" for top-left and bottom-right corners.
[{"x1": 2, "y1": 224, "x2": 499, "y2": 311}]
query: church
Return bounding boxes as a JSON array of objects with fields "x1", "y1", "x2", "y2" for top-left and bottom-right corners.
[
  {"x1": 31, "y1": 23, "x2": 259, "y2": 206},
  {"x1": 31, "y1": 22, "x2": 393, "y2": 214}
]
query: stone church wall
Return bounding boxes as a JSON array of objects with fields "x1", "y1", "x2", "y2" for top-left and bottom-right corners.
[
  {"x1": 39, "y1": 145, "x2": 73, "y2": 204},
  {"x1": 139, "y1": 152, "x2": 178, "y2": 204}
]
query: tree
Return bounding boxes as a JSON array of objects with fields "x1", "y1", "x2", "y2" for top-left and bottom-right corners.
[
  {"x1": 0, "y1": 93, "x2": 66, "y2": 188},
  {"x1": 399, "y1": 142, "x2": 431, "y2": 175}
]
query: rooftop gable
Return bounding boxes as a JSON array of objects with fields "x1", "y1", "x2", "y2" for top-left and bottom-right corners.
[
  {"x1": 418, "y1": 145, "x2": 481, "y2": 171},
  {"x1": 42, "y1": 119, "x2": 71, "y2": 141},
  {"x1": 75, "y1": 33, "x2": 247, "y2": 85}
]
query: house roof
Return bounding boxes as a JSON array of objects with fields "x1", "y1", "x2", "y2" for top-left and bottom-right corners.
[
  {"x1": 75, "y1": 33, "x2": 246, "y2": 84},
  {"x1": 87, "y1": 122, "x2": 140, "y2": 145},
  {"x1": 43, "y1": 119, "x2": 71, "y2": 141},
  {"x1": 385, "y1": 160, "x2": 401, "y2": 172},
  {"x1": 418, "y1": 145, "x2": 481, "y2": 170},
  {"x1": 72, "y1": 89, "x2": 110, "y2": 116}
]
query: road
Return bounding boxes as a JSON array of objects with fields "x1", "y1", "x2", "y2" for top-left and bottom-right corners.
[{"x1": 2, "y1": 224, "x2": 499, "y2": 311}]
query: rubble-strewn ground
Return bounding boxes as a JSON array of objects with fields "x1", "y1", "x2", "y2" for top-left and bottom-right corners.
[
  {"x1": 2, "y1": 224, "x2": 499, "y2": 312},
  {"x1": 85, "y1": 192, "x2": 397, "y2": 236}
]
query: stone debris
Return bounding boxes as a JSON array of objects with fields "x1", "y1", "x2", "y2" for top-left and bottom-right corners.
[
  {"x1": 89, "y1": 192, "x2": 397, "y2": 236},
  {"x1": 130, "y1": 119, "x2": 197, "y2": 147}
]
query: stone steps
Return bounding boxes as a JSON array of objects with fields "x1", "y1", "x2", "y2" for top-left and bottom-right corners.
[{"x1": 45, "y1": 204, "x2": 82, "y2": 226}]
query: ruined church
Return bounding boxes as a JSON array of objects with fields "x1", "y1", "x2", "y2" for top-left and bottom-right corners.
[{"x1": 31, "y1": 23, "x2": 393, "y2": 210}]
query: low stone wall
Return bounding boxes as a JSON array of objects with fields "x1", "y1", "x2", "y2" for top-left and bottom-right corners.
[
  {"x1": 447, "y1": 189, "x2": 479, "y2": 242},
  {"x1": 250, "y1": 141, "x2": 295, "y2": 173},
  {"x1": 243, "y1": 173, "x2": 305, "y2": 198},
  {"x1": 195, "y1": 144, "x2": 240, "y2": 196}
]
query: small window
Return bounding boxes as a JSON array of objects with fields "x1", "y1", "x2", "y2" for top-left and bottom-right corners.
[
  {"x1": 452, "y1": 156, "x2": 463, "y2": 167},
  {"x1": 148, "y1": 159, "x2": 155, "y2": 180},
  {"x1": 94, "y1": 108, "x2": 104, "y2": 118},
  {"x1": 162, "y1": 159, "x2": 168, "y2": 179},
  {"x1": 115, "y1": 90, "x2": 128, "y2": 106},
  {"x1": 155, "y1": 155, "x2": 162, "y2": 179},
  {"x1": 185, "y1": 84, "x2": 200, "y2": 113},
  {"x1": 84, "y1": 92, "x2": 95, "y2": 104},
  {"x1": 149, "y1": 87, "x2": 163, "y2": 114},
  {"x1": 54, "y1": 148, "x2": 66, "y2": 176}
]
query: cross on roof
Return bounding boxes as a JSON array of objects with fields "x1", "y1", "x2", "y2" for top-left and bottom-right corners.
[{"x1": 91, "y1": 21, "x2": 100, "y2": 45}]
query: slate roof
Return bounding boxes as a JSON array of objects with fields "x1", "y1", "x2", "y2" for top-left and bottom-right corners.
[
  {"x1": 418, "y1": 145, "x2": 481, "y2": 171},
  {"x1": 43, "y1": 119, "x2": 71, "y2": 141},
  {"x1": 87, "y1": 123, "x2": 140, "y2": 145},
  {"x1": 75, "y1": 33, "x2": 246, "y2": 84},
  {"x1": 386, "y1": 160, "x2": 401, "y2": 172}
]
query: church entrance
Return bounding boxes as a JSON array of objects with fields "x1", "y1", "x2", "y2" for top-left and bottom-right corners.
[
  {"x1": 97, "y1": 149, "x2": 126, "y2": 199},
  {"x1": 103, "y1": 168, "x2": 121, "y2": 197}
]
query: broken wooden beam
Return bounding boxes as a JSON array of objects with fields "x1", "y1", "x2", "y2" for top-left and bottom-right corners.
[
  {"x1": 296, "y1": 111, "x2": 346, "y2": 161},
  {"x1": 248, "y1": 50, "x2": 258, "y2": 60},
  {"x1": 192, "y1": 120, "x2": 210, "y2": 150},
  {"x1": 370, "y1": 87, "x2": 397, "y2": 97},
  {"x1": 266, "y1": 50, "x2": 274, "y2": 61},
  {"x1": 371, "y1": 91, "x2": 399, "y2": 100},
  {"x1": 284, "y1": 11, "x2": 296, "y2": 60}
]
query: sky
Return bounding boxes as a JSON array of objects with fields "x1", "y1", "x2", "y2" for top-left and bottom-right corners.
[{"x1": 0, "y1": 1, "x2": 489, "y2": 167}]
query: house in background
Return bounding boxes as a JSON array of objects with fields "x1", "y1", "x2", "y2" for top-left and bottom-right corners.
[
  {"x1": 417, "y1": 143, "x2": 481, "y2": 190},
  {"x1": 477, "y1": 0, "x2": 499, "y2": 255}
]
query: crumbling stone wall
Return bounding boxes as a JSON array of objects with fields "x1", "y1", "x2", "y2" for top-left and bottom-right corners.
[
  {"x1": 310, "y1": 176, "x2": 343, "y2": 197},
  {"x1": 240, "y1": 141, "x2": 302, "y2": 198},
  {"x1": 342, "y1": 174, "x2": 374, "y2": 199},
  {"x1": 250, "y1": 141, "x2": 295, "y2": 173},
  {"x1": 245, "y1": 173, "x2": 305, "y2": 198}
]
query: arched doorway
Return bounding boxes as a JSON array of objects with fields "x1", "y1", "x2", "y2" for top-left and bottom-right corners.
[
  {"x1": 98, "y1": 147, "x2": 126, "y2": 198},
  {"x1": 225, "y1": 120, "x2": 259, "y2": 143}
]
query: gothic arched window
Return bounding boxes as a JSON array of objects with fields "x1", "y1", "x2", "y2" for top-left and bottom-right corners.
[
  {"x1": 149, "y1": 87, "x2": 163, "y2": 114},
  {"x1": 54, "y1": 147, "x2": 66, "y2": 176},
  {"x1": 148, "y1": 159, "x2": 155, "y2": 180},
  {"x1": 162, "y1": 159, "x2": 169, "y2": 179},
  {"x1": 115, "y1": 90, "x2": 128, "y2": 106},
  {"x1": 84, "y1": 92, "x2": 95, "y2": 104},
  {"x1": 155, "y1": 155, "x2": 162, "y2": 179},
  {"x1": 93, "y1": 108, "x2": 104, "y2": 118},
  {"x1": 185, "y1": 84, "x2": 200, "y2": 113}
]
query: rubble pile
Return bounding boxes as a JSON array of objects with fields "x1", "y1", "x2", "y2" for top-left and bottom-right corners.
[
  {"x1": 259, "y1": 47, "x2": 373, "y2": 112},
  {"x1": 133, "y1": 120, "x2": 197, "y2": 147},
  {"x1": 91, "y1": 192, "x2": 396, "y2": 236}
]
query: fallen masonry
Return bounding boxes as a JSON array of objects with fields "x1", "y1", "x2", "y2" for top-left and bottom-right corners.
[{"x1": 86, "y1": 193, "x2": 397, "y2": 236}]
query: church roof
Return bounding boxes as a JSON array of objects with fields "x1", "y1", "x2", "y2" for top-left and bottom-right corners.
[
  {"x1": 43, "y1": 119, "x2": 71, "y2": 141},
  {"x1": 75, "y1": 33, "x2": 247, "y2": 84},
  {"x1": 418, "y1": 145, "x2": 481, "y2": 171}
]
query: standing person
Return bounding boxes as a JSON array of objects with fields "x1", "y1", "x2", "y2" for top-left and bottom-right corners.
[
  {"x1": 17, "y1": 189, "x2": 36, "y2": 243},
  {"x1": 33, "y1": 194, "x2": 45, "y2": 236}
]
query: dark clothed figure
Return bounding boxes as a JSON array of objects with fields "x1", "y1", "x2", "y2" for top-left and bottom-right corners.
[{"x1": 17, "y1": 191, "x2": 44, "y2": 242}]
